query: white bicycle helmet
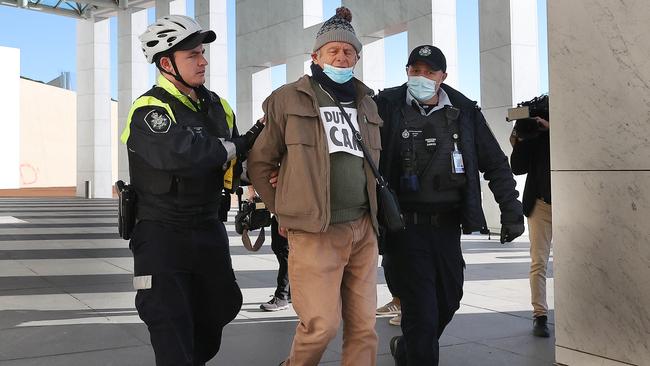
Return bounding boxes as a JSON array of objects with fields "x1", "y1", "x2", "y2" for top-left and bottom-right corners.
[{"x1": 140, "y1": 15, "x2": 216, "y2": 64}]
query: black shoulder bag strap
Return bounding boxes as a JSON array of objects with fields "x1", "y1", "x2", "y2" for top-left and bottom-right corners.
[{"x1": 320, "y1": 84, "x2": 405, "y2": 232}]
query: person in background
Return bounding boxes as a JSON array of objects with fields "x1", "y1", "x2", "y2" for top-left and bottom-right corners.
[{"x1": 510, "y1": 114, "x2": 552, "y2": 338}]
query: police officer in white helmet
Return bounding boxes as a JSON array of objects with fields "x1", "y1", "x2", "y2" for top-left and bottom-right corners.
[{"x1": 120, "y1": 15, "x2": 264, "y2": 365}]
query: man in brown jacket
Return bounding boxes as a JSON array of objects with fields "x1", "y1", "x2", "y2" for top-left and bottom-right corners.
[{"x1": 247, "y1": 7, "x2": 382, "y2": 366}]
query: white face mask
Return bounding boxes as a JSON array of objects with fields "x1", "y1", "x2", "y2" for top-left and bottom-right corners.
[{"x1": 407, "y1": 76, "x2": 437, "y2": 102}]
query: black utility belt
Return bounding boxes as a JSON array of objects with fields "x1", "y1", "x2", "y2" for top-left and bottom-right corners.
[
  {"x1": 402, "y1": 211, "x2": 461, "y2": 227},
  {"x1": 138, "y1": 215, "x2": 221, "y2": 228}
]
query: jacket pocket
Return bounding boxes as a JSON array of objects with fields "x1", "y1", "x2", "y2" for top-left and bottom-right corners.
[
  {"x1": 364, "y1": 113, "x2": 382, "y2": 151},
  {"x1": 276, "y1": 114, "x2": 321, "y2": 216},
  {"x1": 285, "y1": 113, "x2": 318, "y2": 146}
]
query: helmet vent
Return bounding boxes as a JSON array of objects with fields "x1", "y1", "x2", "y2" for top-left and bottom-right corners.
[
  {"x1": 146, "y1": 40, "x2": 159, "y2": 47},
  {"x1": 171, "y1": 21, "x2": 187, "y2": 29},
  {"x1": 167, "y1": 36, "x2": 177, "y2": 43}
]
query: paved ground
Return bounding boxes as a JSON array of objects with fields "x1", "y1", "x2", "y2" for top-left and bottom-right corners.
[{"x1": 0, "y1": 197, "x2": 556, "y2": 365}]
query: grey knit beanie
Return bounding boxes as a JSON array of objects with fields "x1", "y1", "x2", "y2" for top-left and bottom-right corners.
[{"x1": 313, "y1": 7, "x2": 362, "y2": 54}]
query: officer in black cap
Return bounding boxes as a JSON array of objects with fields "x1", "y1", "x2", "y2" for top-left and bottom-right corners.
[{"x1": 374, "y1": 45, "x2": 525, "y2": 365}]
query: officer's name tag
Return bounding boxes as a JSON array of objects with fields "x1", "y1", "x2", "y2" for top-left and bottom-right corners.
[
  {"x1": 133, "y1": 275, "x2": 152, "y2": 290},
  {"x1": 452, "y1": 150, "x2": 465, "y2": 173}
]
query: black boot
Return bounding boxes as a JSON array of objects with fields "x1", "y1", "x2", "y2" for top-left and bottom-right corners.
[
  {"x1": 533, "y1": 315, "x2": 550, "y2": 337},
  {"x1": 390, "y1": 335, "x2": 405, "y2": 366}
]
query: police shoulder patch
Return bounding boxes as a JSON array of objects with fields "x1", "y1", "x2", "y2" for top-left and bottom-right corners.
[{"x1": 144, "y1": 109, "x2": 171, "y2": 133}]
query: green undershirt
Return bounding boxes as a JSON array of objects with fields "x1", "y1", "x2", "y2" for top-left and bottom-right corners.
[{"x1": 311, "y1": 78, "x2": 368, "y2": 224}]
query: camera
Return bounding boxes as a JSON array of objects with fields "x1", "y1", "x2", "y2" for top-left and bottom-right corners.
[
  {"x1": 506, "y1": 95, "x2": 549, "y2": 140},
  {"x1": 234, "y1": 196, "x2": 272, "y2": 235}
]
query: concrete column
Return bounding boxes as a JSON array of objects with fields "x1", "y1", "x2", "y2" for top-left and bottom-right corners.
[
  {"x1": 358, "y1": 37, "x2": 385, "y2": 93},
  {"x1": 195, "y1": 0, "x2": 228, "y2": 97},
  {"x1": 479, "y1": 0, "x2": 539, "y2": 232},
  {"x1": 155, "y1": 0, "x2": 169, "y2": 17},
  {"x1": 0, "y1": 46, "x2": 20, "y2": 189},
  {"x1": 117, "y1": 8, "x2": 149, "y2": 183},
  {"x1": 236, "y1": 66, "x2": 268, "y2": 131},
  {"x1": 287, "y1": 53, "x2": 311, "y2": 83},
  {"x1": 76, "y1": 18, "x2": 112, "y2": 198},
  {"x1": 155, "y1": 0, "x2": 186, "y2": 17},
  {"x1": 302, "y1": 0, "x2": 323, "y2": 28},
  {"x1": 549, "y1": 1, "x2": 650, "y2": 365},
  {"x1": 407, "y1": 0, "x2": 458, "y2": 88},
  {"x1": 251, "y1": 67, "x2": 272, "y2": 128},
  {"x1": 170, "y1": 0, "x2": 186, "y2": 15}
]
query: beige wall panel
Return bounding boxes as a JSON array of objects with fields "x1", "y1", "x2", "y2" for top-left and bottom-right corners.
[
  {"x1": 19, "y1": 79, "x2": 118, "y2": 190},
  {"x1": 553, "y1": 171, "x2": 650, "y2": 365},
  {"x1": 19, "y1": 80, "x2": 76, "y2": 188},
  {"x1": 549, "y1": 0, "x2": 650, "y2": 171}
]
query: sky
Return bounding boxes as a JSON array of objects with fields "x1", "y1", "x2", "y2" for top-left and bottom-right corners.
[{"x1": 0, "y1": 0, "x2": 548, "y2": 109}]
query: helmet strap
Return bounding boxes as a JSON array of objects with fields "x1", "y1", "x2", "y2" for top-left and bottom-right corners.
[{"x1": 157, "y1": 53, "x2": 197, "y2": 91}]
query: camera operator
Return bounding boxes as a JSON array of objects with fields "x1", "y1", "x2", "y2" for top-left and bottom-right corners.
[{"x1": 510, "y1": 107, "x2": 552, "y2": 338}]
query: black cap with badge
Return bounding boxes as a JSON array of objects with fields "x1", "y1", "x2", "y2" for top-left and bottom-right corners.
[{"x1": 406, "y1": 45, "x2": 447, "y2": 72}]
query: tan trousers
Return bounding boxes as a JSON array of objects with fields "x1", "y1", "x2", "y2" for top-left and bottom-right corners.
[
  {"x1": 285, "y1": 214, "x2": 378, "y2": 366},
  {"x1": 528, "y1": 199, "x2": 553, "y2": 318}
]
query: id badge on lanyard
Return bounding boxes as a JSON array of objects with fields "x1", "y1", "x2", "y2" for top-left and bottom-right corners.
[{"x1": 451, "y1": 142, "x2": 465, "y2": 174}]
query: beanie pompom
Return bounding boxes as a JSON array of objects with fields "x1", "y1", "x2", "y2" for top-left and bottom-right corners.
[
  {"x1": 335, "y1": 7, "x2": 352, "y2": 22},
  {"x1": 313, "y1": 6, "x2": 361, "y2": 53}
]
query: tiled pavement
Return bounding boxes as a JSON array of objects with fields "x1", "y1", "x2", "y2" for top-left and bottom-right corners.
[{"x1": 0, "y1": 197, "x2": 556, "y2": 365}]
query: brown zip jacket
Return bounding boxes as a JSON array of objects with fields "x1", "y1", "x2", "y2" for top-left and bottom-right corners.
[{"x1": 247, "y1": 75, "x2": 382, "y2": 233}]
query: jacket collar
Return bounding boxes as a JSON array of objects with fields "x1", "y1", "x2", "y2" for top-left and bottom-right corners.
[
  {"x1": 157, "y1": 75, "x2": 200, "y2": 112},
  {"x1": 440, "y1": 83, "x2": 477, "y2": 109}
]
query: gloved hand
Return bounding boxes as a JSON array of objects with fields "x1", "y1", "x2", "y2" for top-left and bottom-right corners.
[
  {"x1": 229, "y1": 119, "x2": 265, "y2": 159},
  {"x1": 229, "y1": 136, "x2": 250, "y2": 159},
  {"x1": 500, "y1": 222, "x2": 525, "y2": 244},
  {"x1": 242, "y1": 119, "x2": 265, "y2": 147}
]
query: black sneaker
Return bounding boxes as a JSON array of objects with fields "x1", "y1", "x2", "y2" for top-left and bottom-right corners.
[
  {"x1": 260, "y1": 296, "x2": 290, "y2": 311},
  {"x1": 389, "y1": 335, "x2": 402, "y2": 365},
  {"x1": 533, "y1": 315, "x2": 550, "y2": 337}
]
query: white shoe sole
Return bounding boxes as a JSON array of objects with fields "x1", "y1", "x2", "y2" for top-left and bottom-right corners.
[{"x1": 261, "y1": 305, "x2": 290, "y2": 312}]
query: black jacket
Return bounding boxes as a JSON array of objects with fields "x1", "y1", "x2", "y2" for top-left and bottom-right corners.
[
  {"x1": 374, "y1": 83, "x2": 523, "y2": 233},
  {"x1": 124, "y1": 80, "x2": 238, "y2": 225},
  {"x1": 510, "y1": 131, "x2": 551, "y2": 216}
]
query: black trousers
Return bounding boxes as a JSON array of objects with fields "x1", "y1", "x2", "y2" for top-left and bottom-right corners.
[
  {"x1": 384, "y1": 223, "x2": 465, "y2": 366},
  {"x1": 130, "y1": 219, "x2": 243, "y2": 366},
  {"x1": 379, "y1": 235, "x2": 399, "y2": 298},
  {"x1": 270, "y1": 216, "x2": 290, "y2": 300}
]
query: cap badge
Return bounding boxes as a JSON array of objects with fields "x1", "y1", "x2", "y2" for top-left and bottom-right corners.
[{"x1": 419, "y1": 46, "x2": 432, "y2": 56}]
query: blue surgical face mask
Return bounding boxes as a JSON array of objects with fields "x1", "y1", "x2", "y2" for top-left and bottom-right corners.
[
  {"x1": 407, "y1": 76, "x2": 437, "y2": 102},
  {"x1": 323, "y1": 64, "x2": 354, "y2": 84}
]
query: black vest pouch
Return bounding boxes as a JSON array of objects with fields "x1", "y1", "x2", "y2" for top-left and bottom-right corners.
[
  {"x1": 430, "y1": 106, "x2": 467, "y2": 192},
  {"x1": 177, "y1": 175, "x2": 207, "y2": 195},
  {"x1": 399, "y1": 105, "x2": 466, "y2": 210},
  {"x1": 130, "y1": 153, "x2": 174, "y2": 195}
]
